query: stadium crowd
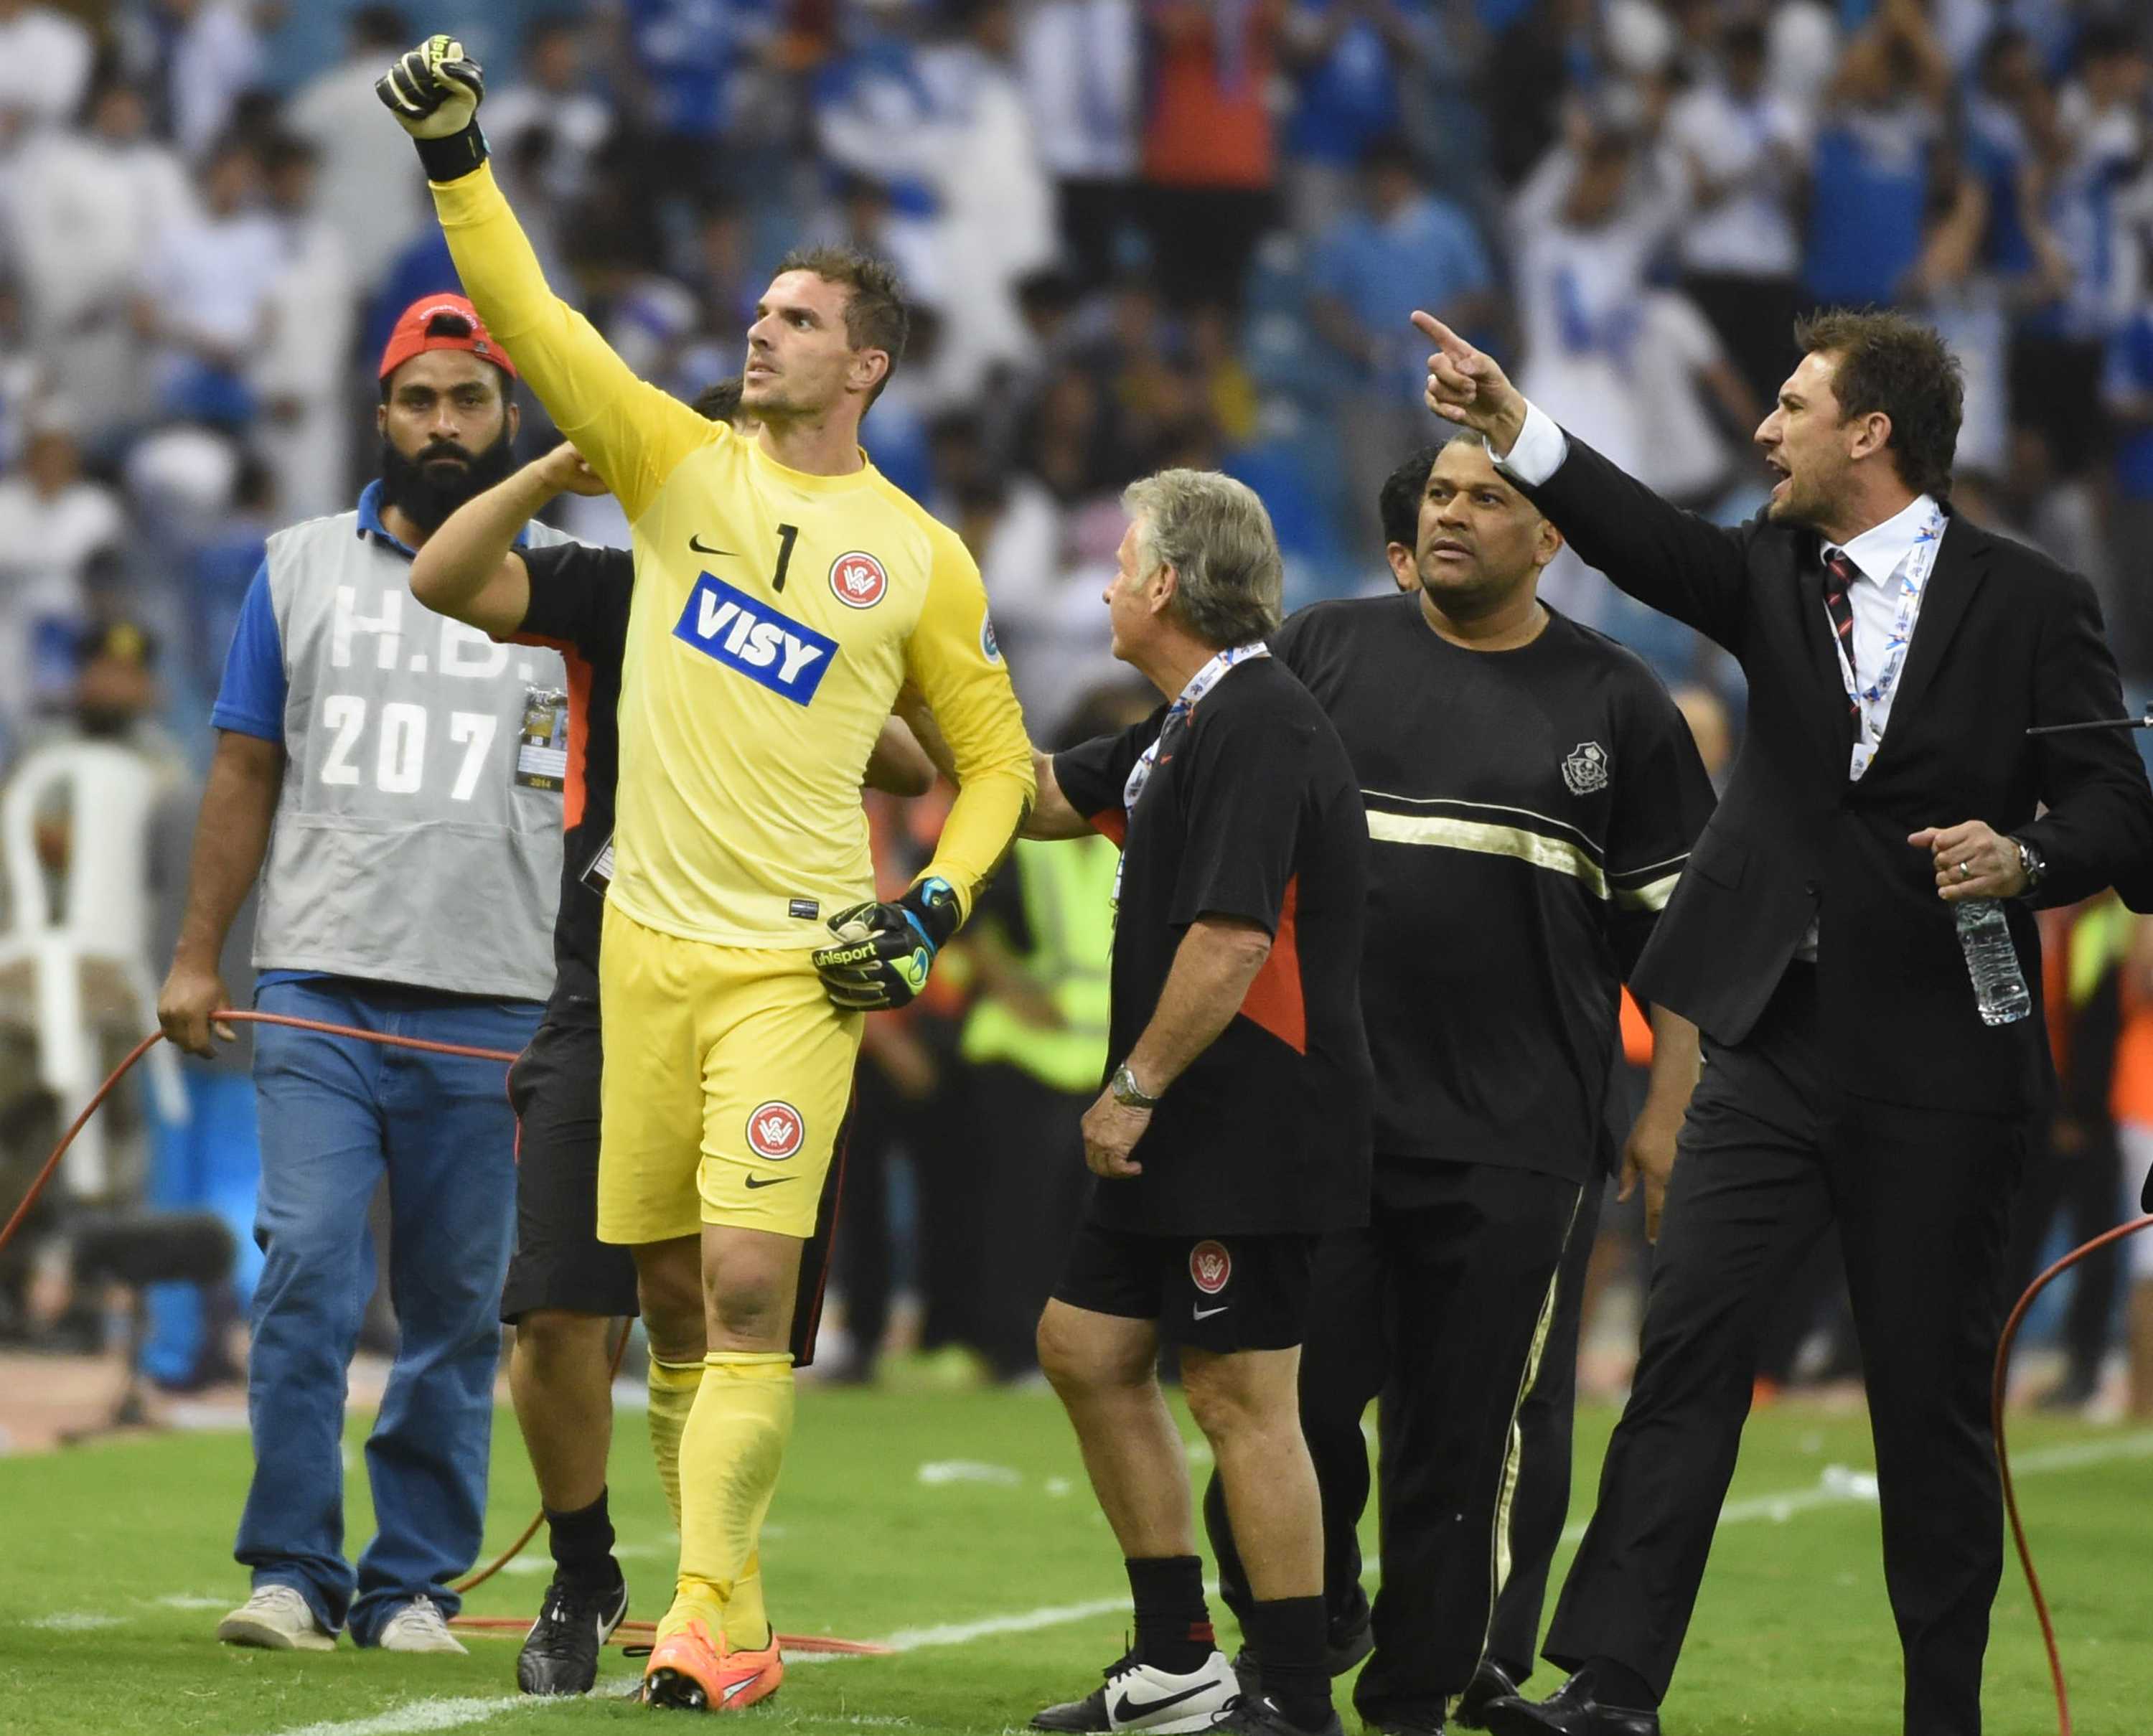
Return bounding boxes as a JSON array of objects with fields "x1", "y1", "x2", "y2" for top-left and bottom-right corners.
[{"x1": 4, "y1": 0, "x2": 2153, "y2": 1516}]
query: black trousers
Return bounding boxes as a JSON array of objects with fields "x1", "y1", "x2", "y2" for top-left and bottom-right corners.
[
  {"x1": 1206, "y1": 1157, "x2": 1583, "y2": 1720},
  {"x1": 1484, "y1": 1165, "x2": 1605, "y2": 1682},
  {"x1": 1544, "y1": 965, "x2": 2027, "y2": 1736},
  {"x1": 967, "y1": 1062, "x2": 1092, "y2": 1379}
]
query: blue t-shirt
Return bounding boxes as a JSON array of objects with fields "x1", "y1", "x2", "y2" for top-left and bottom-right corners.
[
  {"x1": 1803, "y1": 110, "x2": 1931, "y2": 306},
  {"x1": 1308, "y1": 194, "x2": 1493, "y2": 393},
  {"x1": 624, "y1": 0, "x2": 777, "y2": 139},
  {"x1": 2106, "y1": 314, "x2": 2153, "y2": 500},
  {"x1": 1285, "y1": 0, "x2": 1404, "y2": 166}
]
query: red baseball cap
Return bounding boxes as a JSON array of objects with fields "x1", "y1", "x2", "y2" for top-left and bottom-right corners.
[{"x1": 377, "y1": 293, "x2": 519, "y2": 383}]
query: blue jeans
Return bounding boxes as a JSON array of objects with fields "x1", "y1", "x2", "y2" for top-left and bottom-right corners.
[
  {"x1": 143, "y1": 1069, "x2": 264, "y2": 1387},
  {"x1": 237, "y1": 977, "x2": 538, "y2": 1641}
]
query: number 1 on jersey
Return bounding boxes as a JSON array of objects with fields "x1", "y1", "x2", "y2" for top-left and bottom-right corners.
[{"x1": 771, "y1": 522, "x2": 799, "y2": 592}]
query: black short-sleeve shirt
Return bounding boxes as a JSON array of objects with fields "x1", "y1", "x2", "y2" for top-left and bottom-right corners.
[
  {"x1": 509, "y1": 542, "x2": 634, "y2": 1003},
  {"x1": 1053, "y1": 656, "x2": 1373, "y2": 1237},
  {"x1": 1271, "y1": 593, "x2": 1715, "y2": 1183}
]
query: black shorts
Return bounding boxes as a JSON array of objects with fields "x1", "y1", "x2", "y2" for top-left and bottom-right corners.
[
  {"x1": 1053, "y1": 1221, "x2": 1318, "y2": 1354},
  {"x1": 500, "y1": 1008, "x2": 639, "y2": 1324}
]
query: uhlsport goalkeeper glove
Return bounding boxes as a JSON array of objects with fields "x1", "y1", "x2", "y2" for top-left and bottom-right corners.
[
  {"x1": 375, "y1": 33, "x2": 489, "y2": 180},
  {"x1": 812, "y1": 877, "x2": 962, "y2": 1013}
]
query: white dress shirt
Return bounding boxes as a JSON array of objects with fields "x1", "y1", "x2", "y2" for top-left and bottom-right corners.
[{"x1": 1494, "y1": 401, "x2": 1949, "y2": 958}]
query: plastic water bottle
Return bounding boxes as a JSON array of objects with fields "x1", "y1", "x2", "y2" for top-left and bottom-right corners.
[{"x1": 1956, "y1": 899, "x2": 2032, "y2": 1026}]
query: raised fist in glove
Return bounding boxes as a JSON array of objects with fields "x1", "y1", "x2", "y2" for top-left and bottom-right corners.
[
  {"x1": 812, "y1": 877, "x2": 962, "y2": 1013},
  {"x1": 376, "y1": 34, "x2": 489, "y2": 178}
]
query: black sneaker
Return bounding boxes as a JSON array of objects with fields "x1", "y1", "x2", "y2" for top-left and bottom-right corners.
[
  {"x1": 516, "y1": 1575, "x2": 629, "y2": 1696},
  {"x1": 1032, "y1": 1648, "x2": 1240, "y2": 1732},
  {"x1": 1205, "y1": 1691, "x2": 1346, "y2": 1736}
]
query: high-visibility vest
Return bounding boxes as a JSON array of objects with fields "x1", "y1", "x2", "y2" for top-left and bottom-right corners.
[{"x1": 960, "y1": 835, "x2": 1118, "y2": 1094}]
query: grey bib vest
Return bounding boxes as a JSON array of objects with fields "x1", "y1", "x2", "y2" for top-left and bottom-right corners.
[{"x1": 253, "y1": 507, "x2": 576, "y2": 1002}]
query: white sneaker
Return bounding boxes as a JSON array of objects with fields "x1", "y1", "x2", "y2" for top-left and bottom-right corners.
[
  {"x1": 216, "y1": 1585, "x2": 336, "y2": 1651},
  {"x1": 1033, "y1": 1648, "x2": 1241, "y2": 1732},
  {"x1": 375, "y1": 1595, "x2": 469, "y2": 1655}
]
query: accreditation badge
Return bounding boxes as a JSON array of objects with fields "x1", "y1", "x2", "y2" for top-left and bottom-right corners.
[
  {"x1": 514, "y1": 685, "x2": 570, "y2": 789},
  {"x1": 580, "y1": 832, "x2": 614, "y2": 896}
]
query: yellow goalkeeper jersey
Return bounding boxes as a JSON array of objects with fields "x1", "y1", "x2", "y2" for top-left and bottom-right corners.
[{"x1": 431, "y1": 163, "x2": 1033, "y2": 949}]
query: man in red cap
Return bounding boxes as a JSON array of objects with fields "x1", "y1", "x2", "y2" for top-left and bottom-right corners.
[{"x1": 157, "y1": 294, "x2": 583, "y2": 1658}]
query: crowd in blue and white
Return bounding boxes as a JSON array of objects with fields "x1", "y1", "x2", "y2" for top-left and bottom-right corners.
[{"x1": 1, "y1": 0, "x2": 2150, "y2": 771}]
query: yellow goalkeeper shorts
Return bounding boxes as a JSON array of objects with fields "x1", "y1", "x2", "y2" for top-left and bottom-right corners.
[{"x1": 596, "y1": 903, "x2": 863, "y2": 1244}]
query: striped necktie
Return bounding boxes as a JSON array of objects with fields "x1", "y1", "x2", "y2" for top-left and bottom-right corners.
[{"x1": 1822, "y1": 548, "x2": 1860, "y2": 724}]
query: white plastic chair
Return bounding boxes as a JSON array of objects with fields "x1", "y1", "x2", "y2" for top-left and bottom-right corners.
[{"x1": 0, "y1": 740, "x2": 189, "y2": 1196}]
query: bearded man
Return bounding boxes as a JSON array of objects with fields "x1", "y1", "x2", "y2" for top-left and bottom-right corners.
[{"x1": 159, "y1": 295, "x2": 575, "y2": 1656}]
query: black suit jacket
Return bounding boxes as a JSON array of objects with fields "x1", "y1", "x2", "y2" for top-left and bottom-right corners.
[{"x1": 1520, "y1": 436, "x2": 2153, "y2": 1117}]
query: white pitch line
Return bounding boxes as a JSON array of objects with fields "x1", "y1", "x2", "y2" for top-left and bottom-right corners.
[
  {"x1": 264, "y1": 1695, "x2": 568, "y2": 1736},
  {"x1": 245, "y1": 1427, "x2": 2153, "y2": 1736}
]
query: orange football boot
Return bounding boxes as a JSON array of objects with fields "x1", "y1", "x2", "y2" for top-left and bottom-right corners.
[{"x1": 642, "y1": 1614, "x2": 784, "y2": 1712}]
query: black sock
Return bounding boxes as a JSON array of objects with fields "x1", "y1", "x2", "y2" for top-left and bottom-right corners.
[
  {"x1": 1582, "y1": 1657, "x2": 1657, "y2": 1712},
  {"x1": 1126, "y1": 1555, "x2": 1214, "y2": 1674},
  {"x1": 545, "y1": 1489, "x2": 619, "y2": 1592},
  {"x1": 1245, "y1": 1595, "x2": 1331, "y2": 1730}
]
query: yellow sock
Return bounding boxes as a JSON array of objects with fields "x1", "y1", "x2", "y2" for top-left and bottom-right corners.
[
  {"x1": 647, "y1": 1355, "x2": 705, "y2": 1531},
  {"x1": 661, "y1": 1351, "x2": 793, "y2": 1650}
]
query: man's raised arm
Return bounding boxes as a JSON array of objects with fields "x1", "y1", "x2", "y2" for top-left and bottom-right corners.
[
  {"x1": 1412, "y1": 310, "x2": 1755, "y2": 650},
  {"x1": 376, "y1": 34, "x2": 710, "y2": 520}
]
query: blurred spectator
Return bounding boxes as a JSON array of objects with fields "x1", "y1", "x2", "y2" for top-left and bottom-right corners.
[
  {"x1": 1307, "y1": 131, "x2": 1496, "y2": 548},
  {"x1": 482, "y1": 10, "x2": 616, "y2": 210},
  {"x1": 1136, "y1": 0, "x2": 1283, "y2": 308},
  {"x1": 285, "y1": 4, "x2": 426, "y2": 299},
  {"x1": 916, "y1": 0, "x2": 1057, "y2": 396},
  {"x1": 1800, "y1": 0, "x2": 1951, "y2": 311},
  {"x1": 1017, "y1": 0, "x2": 1141, "y2": 285},
  {"x1": 616, "y1": 0, "x2": 781, "y2": 199},
  {"x1": 813, "y1": 5, "x2": 944, "y2": 302},
  {"x1": 2007, "y1": 20, "x2": 2148, "y2": 482},
  {"x1": 2119, "y1": 916, "x2": 2153, "y2": 1417},
  {"x1": 1483, "y1": 0, "x2": 1595, "y2": 189},
  {"x1": 0, "y1": 0, "x2": 95, "y2": 142},
  {"x1": 1277, "y1": 0, "x2": 1421, "y2": 232},
  {"x1": 1663, "y1": 17, "x2": 1808, "y2": 408},
  {"x1": 252, "y1": 133, "x2": 353, "y2": 520},
  {"x1": 1628, "y1": 288, "x2": 1760, "y2": 511},
  {"x1": 124, "y1": 0, "x2": 268, "y2": 160},
  {"x1": 7, "y1": 78, "x2": 188, "y2": 437},
  {"x1": 0, "y1": 410, "x2": 123, "y2": 747},
  {"x1": 2103, "y1": 294, "x2": 2153, "y2": 675},
  {"x1": 1510, "y1": 112, "x2": 1681, "y2": 480},
  {"x1": 135, "y1": 136, "x2": 283, "y2": 431}
]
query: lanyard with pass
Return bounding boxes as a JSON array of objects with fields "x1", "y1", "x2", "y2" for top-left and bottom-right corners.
[
  {"x1": 1832, "y1": 502, "x2": 1947, "y2": 781},
  {"x1": 1113, "y1": 642, "x2": 1271, "y2": 904}
]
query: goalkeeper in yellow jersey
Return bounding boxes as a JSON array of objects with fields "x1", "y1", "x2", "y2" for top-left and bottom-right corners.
[{"x1": 379, "y1": 36, "x2": 1036, "y2": 1712}]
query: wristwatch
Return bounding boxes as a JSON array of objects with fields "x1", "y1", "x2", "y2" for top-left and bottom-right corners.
[
  {"x1": 1110, "y1": 1063, "x2": 1161, "y2": 1110},
  {"x1": 2010, "y1": 835, "x2": 2047, "y2": 895}
]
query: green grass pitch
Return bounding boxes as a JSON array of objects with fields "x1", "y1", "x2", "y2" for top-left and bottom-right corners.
[{"x1": 0, "y1": 1385, "x2": 2143, "y2": 1735}]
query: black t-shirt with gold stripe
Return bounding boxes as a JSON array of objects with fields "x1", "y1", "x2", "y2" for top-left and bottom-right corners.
[{"x1": 1272, "y1": 592, "x2": 1715, "y2": 1183}]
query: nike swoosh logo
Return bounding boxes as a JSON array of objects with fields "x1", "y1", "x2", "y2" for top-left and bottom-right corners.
[
  {"x1": 1113, "y1": 1682, "x2": 1216, "y2": 1721},
  {"x1": 744, "y1": 1174, "x2": 795, "y2": 1189},
  {"x1": 1192, "y1": 1305, "x2": 1229, "y2": 1320},
  {"x1": 689, "y1": 535, "x2": 736, "y2": 556}
]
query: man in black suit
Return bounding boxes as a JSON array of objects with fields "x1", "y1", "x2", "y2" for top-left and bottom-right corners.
[{"x1": 1408, "y1": 306, "x2": 2153, "y2": 1736}]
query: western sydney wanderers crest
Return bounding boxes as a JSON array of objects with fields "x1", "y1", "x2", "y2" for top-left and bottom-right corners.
[
  {"x1": 829, "y1": 550, "x2": 888, "y2": 609},
  {"x1": 1562, "y1": 741, "x2": 1610, "y2": 797},
  {"x1": 746, "y1": 1100, "x2": 806, "y2": 1160},
  {"x1": 1190, "y1": 1240, "x2": 1232, "y2": 1296}
]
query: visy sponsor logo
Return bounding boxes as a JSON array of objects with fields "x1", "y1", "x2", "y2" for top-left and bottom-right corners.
[{"x1": 673, "y1": 575, "x2": 838, "y2": 705}]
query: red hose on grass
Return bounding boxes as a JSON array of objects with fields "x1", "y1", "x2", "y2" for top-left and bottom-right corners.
[
  {"x1": 1992, "y1": 1211, "x2": 2153, "y2": 1736},
  {"x1": 0, "y1": 1011, "x2": 892, "y2": 1654}
]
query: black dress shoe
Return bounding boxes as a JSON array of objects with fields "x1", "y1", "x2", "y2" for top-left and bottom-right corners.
[
  {"x1": 1453, "y1": 1660, "x2": 1521, "y2": 1729},
  {"x1": 1481, "y1": 1672, "x2": 1659, "y2": 1736}
]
